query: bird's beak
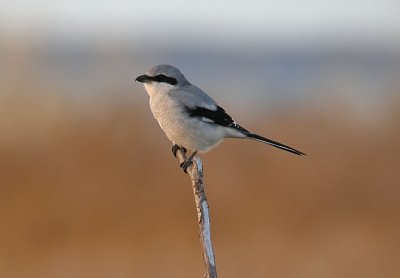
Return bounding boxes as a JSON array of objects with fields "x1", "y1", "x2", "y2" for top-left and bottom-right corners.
[{"x1": 135, "y1": 74, "x2": 152, "y2": 83}]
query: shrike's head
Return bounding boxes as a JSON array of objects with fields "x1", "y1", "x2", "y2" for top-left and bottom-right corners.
[{"x1": 135, "y1": 65, "x2": 189, "y2": 96}]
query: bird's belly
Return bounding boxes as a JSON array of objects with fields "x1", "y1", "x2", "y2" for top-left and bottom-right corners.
[
  {"x1": 150, "y1": 99, "x2": 223, "y2": 152},
  {"x1": 170, "y1": 119, "x2": 225, "y2": 152}
]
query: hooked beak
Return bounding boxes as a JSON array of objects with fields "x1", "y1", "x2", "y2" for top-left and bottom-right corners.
[{"x1": 135, "y1": 74, "x2": 152, "y2": 83}]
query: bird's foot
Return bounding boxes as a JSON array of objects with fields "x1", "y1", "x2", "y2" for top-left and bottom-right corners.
[
  {"x1": 171, "y1": 144, "x2": 187, "y2": 158},
  {"x1": 179, "y1": 151, "x2": 198, "y2": 173},
  {"x1": 180, "y1": 159, "x2": 194, "y2": 173}
]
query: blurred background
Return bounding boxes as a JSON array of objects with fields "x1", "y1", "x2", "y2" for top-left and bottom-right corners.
[{"x1": 1, "y1": 1, "x2": 400, "y2": 277}]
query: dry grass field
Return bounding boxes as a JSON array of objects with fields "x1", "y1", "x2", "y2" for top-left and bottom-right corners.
[{"x1": 1, "y1": 84, "x2": 399, "y2": 277}]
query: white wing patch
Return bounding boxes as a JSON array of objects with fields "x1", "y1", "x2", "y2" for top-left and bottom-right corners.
[{"x1": 201, "y1": 117, "x2": 215, "y2": 123}]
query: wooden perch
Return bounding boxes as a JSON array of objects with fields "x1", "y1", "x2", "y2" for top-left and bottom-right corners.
[{"x1": 175, "y1": 148, "x2": 217, "y2": 278}]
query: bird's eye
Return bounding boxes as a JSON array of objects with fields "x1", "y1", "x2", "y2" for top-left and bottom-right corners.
[
  {"x1": 157, "y1": 74, "x2": 167, "y2": 81},
  {"x1": 155, "y1": 74, "x2": 177, "y2": 85}
]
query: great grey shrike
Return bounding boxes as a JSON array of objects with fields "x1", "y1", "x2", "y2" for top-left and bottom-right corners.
[{"x1": 136, "y1": 64, "x2": 305, "y2": 172}]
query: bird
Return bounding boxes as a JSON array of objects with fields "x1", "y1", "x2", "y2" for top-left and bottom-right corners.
[{"x1": 135, "y1": 64, "x2": 305, "y2": 172}]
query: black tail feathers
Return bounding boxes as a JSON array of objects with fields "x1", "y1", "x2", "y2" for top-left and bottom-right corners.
[{"x1": 247, "y1": 133, "x2": 306, "y2": 156}]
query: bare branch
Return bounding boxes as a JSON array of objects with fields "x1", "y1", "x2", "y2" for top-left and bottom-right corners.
[{"x1": 175, "y1": 148, "x2": 217, "y2": 278}]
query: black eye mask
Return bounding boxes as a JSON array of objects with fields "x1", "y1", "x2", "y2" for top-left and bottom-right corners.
[{"x1": 153, "y1": 74, "x2": 177, "y2": 85}]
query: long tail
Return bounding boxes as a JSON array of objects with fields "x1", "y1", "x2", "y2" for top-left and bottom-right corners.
[{"x1": 246, "y1": 133, "x2": 306, "y2": 156}]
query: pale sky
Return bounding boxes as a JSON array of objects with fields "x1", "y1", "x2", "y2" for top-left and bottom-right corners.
[{"x1": 1, "y1": 0, "x2": 400, "y2": 44}]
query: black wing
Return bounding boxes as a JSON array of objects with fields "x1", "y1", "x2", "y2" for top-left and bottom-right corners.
[
  {"x1": 185, "y1": 105, "x2": 249, "y2": 133},
  {"x1": 185, "y1": 105, "x2": 306, "y2": 156}
]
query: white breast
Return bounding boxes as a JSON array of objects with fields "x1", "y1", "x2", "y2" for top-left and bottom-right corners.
[
  {"x1": 146, "y1": 84, "x2": 230, "y2": 152},
  {"x1": 149, "y1": 91, "x2": 185, "y2": 142}
]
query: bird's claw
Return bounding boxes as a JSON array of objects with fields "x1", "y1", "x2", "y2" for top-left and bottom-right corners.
[
  {"x1": 172, "y1": 144, "x2": 179, "y2": 157},
  {"x1": 172, "y1": 144, "x2": 187, "y2": 157},
  {"x1": 180, "y1": 159, "x2": 193, "y2": 173}
]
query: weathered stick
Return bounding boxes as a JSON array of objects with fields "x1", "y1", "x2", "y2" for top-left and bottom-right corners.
[{"x1": 175, "y1": 148, "x2": 217, "y2": 278}]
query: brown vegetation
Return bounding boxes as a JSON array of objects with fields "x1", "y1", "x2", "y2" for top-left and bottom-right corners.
[{"x1": 1, "y1": 88, "x2": 399, "y2": 278}]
